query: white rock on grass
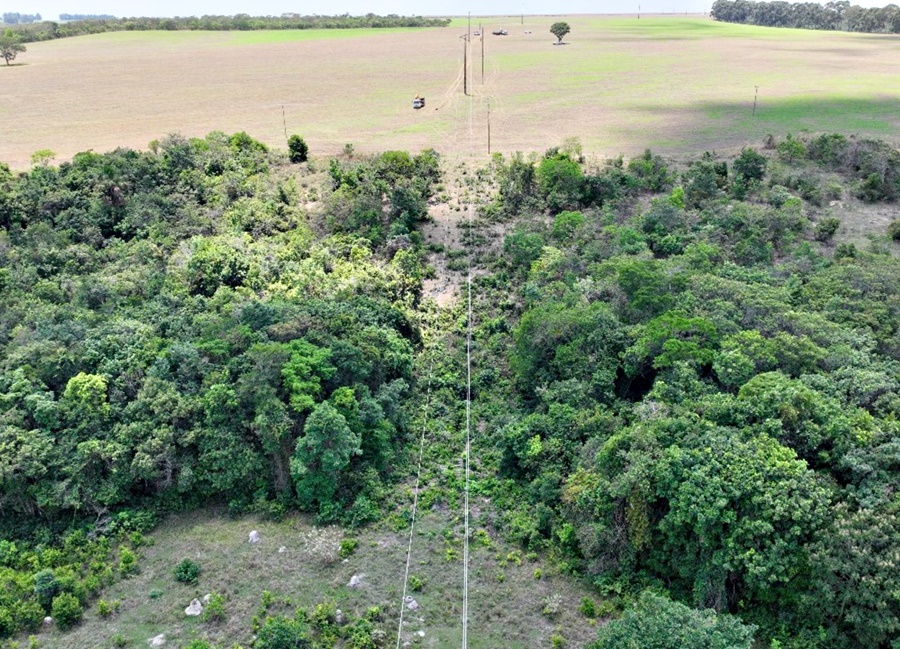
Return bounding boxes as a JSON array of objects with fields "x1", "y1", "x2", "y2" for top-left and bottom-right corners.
[
  {"x1": 149, "y1": 634, "x2": 166, "y2": 647},
  {"x1": 347, "y1": 574, "x2": 363, "y2": 589},
  {"x1": 185, "y1": 598, "x2": 203, "y2": 616},
  {"x1": 404, "y1": 595, "x2": 420, "y2": 610},
  {"x1": 202, "y1": 593, "x2": 211, "y2": 604},
  {"x1": 335, "y1": 609, "x2": 345, "y2": 625},
  {"x1": 278, "y1": 546, "x2": 287, "y2": 554},
  {"x1": 249, "y1": 530, "x2": 261, "y2": 544},
  {"x1": 42, "y1": 616, "x2": 53, "y2": 628}
]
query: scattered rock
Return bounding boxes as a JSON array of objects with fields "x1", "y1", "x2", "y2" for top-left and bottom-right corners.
[
  {"x1": 42, "y1": 616, "x2": 53, "y2": 628},
  {"x1": 348, "y1": 574, "x2": 363, "y2": 589},
  {"x1": 830, "y1": 200, "x2": 845, "y2": 208},
  {"x1": 149, "y1": 635, "x2": 166, "y2": 647},
  {"x1": 249, "y1": 530, "x2": 260, "y2": 544},
  {"x1": 404, "y1": 595, "x2": 420, "y2": 610},
  {"x1": 202, "y1": 593, "x2": 211, "y2": 604},
  {"x1": 185, "y1": 598, "x2": 203, "y2": 616},
  {"x1": 342, "y1": 558, "x2": 349, "y2": 563},
  {"x1": 418, "y1": 630, "x2": 426, "y2": 637},
  {"x1": 335, "y1": 608, "x2": 345, "y2": 625},
  {"x1": 278, "y1": 546, "x2": 287, "y2": 554}
]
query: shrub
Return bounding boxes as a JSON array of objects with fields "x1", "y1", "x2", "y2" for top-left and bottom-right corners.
[
  {"x1": 119, "y1": 546, "x2": 138, "y2": 576},
  {"x1": 33, "y1": 569, "x2": 59, "y2": 612},
  {"x1": 815, "y1": 217, "x2": 841, "y2": 242},
  {"x1": 288, "y1": 135, "x2": 309, "y2": 164},
  {"x1": 551, "y1": 633, "x2": 566, "y2": 648},
  {"x1": 173, "y1": 559, "x2": 201, "y2": 585},
  {"x1": 588, "y1": 591, "x2": 754, "y2": 649},
  {"x1": 97, "y1": 599, "x2": 116, "y2": 618},
  {"x1": 409, "y1": 574, "x2": 424, "y2": 592},
  {"x1": 338, "y1": 538, "x2": 358, "y2": 559},
  {"x1": 0, "y1": 607, "x2": 14, "y2": 639},
  {"x1": 834, "y1": 243, "x2": 857, "y2": 260},
  {"x1": 201, "y1": 593, "x2": 226, "y2": 624},
  {"x1": 543, "y1": 593, "x2": 563, "y2": 619},
  {"x1": 777, "y1": 134, "x2": 806, "y2": 162},
  {"x1": 888, "y1": 220, "x2": 900, "y2": 241},
  {"x1": 184, "y1": 642, "x2": 216, "y2": 649},
  {"x1": 628, "y1": 149, "x2": 672, "y2": 192},
  {"x1": 50, "y1": 593, "x2": 83, "y2": 630},
  {"x1": 255, "y1": 615, "x2": 313, "y2": 649},
  {"x1": 733, "y1": 147, "x2": 767, "y2": 182},
  {"x1": 579, "y1": 597, "x2": 597, "y2": 618}
]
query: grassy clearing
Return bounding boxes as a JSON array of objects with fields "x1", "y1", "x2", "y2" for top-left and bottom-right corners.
[
  {"x1": 38, "y1": 508, "x2": 600, "y2": 649},
  {"x1": 1, "y1": 15, "x2": 898, "y2": 169}
]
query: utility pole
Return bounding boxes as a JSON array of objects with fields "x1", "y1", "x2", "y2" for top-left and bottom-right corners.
[
  {"x1": 282, "y1": 105, "x2": 287, "y2": 139},
  {"x1": 638, "y1": 4, "x2": 641, "y2": 19},
  {"x1": 481, "y1": 23, "x2": 484, "y2": 84},
  {"x1": 462, "y1": 35, "x2": 468, "y2": 96},
  {"x1": 752, "y1": 85, "x2": 759, "y2": 116},
  {"x1": 486, "y1": 98, "x2": 491, "y2": 154}
]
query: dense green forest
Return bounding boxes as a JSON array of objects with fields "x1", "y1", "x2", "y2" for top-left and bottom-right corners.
[
  {"x1": 1, "y1": 131, "x2": 899, "y2": 648},
  {"x1": 3, "y1": 14, "x2": 450, "y2": 44},
  {"x1": 712, "y1": 0, "x2": 900, "y2": 33}
]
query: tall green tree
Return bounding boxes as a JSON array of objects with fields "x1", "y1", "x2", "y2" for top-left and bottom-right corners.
[
  {"x1": 550, "y1": 21, "x2": 571, "y2": 43},
  {"x1": 291, "y1": 401, "x2": 361, "y2": 510},
  {"x1": 0, "y1": 32, "x2": 25, "y2": 65},
  {"x1": 589, "y1": 591, "x2": 755, "y2": 649}
]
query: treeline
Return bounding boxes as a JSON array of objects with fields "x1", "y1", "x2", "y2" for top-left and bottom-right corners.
[
  {"x1": 468, "y1": 134, "x2": 900, "y2": 647},
  {"x1": 59, "y1": 14, "x2": 115, "y2": 21},
  {"x1": 2, "y1": 12, "x2": 41, "y2": 24},
  {"x1": 5, "y1": 13, "x2": 450, "y2": 44},
  {"x1": 712, "y1": 0, "x2": 900, "y2": 33},
  {"x1": 0, "y1": 132, "x2": 439, "y2": 636}
]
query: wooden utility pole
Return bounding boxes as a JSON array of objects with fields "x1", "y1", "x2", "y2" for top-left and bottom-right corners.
[
  {"x1": 487, "y1": 98, "x2": 491, "y2": 154},
  {"x1": 462, "y1": 35, "x2": 468, "y2": 96},
  {"x1": 481, "y1": 23, "x2": 485, "y2": 84},
  {"x1": 282, "y1": 105, "x2": 287, "y2": 139},
  {"x1": 753, "y1": 85, "x2": 759, "y2": 116}
]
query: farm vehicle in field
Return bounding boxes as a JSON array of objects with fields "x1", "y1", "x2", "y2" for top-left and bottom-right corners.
[{"x1": 412, "y1": 95, "x2": 426, "y2": 109}]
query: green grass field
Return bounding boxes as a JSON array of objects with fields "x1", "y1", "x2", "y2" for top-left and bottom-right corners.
[{"x1": 0, "y1": 15, "x2": 897, "y2": 169}]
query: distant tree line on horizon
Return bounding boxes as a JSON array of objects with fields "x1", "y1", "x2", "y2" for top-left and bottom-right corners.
[
  {"x1": 4, "y1": 13, "x2": 451, "y2": 44},
  {"x1": 2, "y1": 12, "x2": 41, "y2": 24},
  {"x1": 58, "y1": 14, "x2": 116, "y2": 21},
  {"x1": 711, "y1": 0, "x2": 900, "y2": 33}
]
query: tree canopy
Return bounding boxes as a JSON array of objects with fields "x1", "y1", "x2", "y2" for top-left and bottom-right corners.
[{"x1": 550, "y1": 21, "x2": 571, "y2": 43}]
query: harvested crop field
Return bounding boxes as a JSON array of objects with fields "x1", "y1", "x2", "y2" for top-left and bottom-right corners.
[{"x1": 1, "y1": 15, "x2": 899, "y2": 169}]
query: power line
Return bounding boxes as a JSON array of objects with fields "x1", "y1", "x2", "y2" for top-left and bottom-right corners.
[
  {"x1": 394, "y1": 310, "x2": 441, "y2": 649},
  {"x1": 461, "y1": 202, "x2": 473, "y2": 649}
]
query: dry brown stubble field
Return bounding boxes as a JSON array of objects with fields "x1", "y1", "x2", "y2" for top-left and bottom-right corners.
[{"x1": 1, "y1": 15, "x2": 899, "y2": 170}]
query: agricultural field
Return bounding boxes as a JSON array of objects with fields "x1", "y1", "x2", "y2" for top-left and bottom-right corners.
[{"x1": 1, "y1": 15, "x2": 899, "y2": 169}]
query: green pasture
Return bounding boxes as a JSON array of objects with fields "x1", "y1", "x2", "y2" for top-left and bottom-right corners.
[
  {"x1": 3, "y1": 15, "x2": 898, "y2": 168},
  {"x1": 478, "y1": 16, "x2": 899, "y2": 153}
]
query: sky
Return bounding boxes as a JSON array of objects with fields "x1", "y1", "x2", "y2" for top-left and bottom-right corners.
[{"x1": 5, "y1": 0, "x2": 887, "y2": 20}]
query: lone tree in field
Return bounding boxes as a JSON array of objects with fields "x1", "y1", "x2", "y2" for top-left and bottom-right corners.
[
  {"x1": 550, "y1": 21, "x2": 571, "y2": 44},
  {"x1": 0, "y1": 31, "x2": 26, "y2": 65}
]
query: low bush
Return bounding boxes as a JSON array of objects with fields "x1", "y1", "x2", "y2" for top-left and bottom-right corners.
[
  {"x1": 815, "y1": 217, "x2": 841, "y2": 242},
  {"x1": 173, "y1": 559, "x2": 201, "y2": 585},
  {"x1": 888, "y1": 219, "x2": 900, "y2": 241},
  {"x1": 50, "y1": 592, "x2": 83, "y2": 630}
]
